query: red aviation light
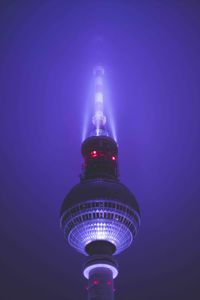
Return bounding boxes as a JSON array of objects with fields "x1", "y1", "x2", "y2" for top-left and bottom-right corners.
[
  {"x1": 90, "y1": 150, "x2": 116, "y2": 161},
  {"x1": 91, "y1": 150, "x2": 97, "y2": 158},
  {"x1": 93, "y1": 280, "x2": 99, "y2": 285}
]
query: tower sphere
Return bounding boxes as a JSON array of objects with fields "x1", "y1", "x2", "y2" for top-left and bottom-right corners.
[{"x1": 60, "y1": 178, "x2": 140, "y2": 255}]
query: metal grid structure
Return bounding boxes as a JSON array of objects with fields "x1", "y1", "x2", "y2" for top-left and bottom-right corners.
[{"x1": 61, "y1": 200, "x2": 140, "y2": 255}]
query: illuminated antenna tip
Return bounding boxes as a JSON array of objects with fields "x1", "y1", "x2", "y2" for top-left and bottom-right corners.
[{"x1": 92, "y1": 65, "x2": 107, "y2": 136}]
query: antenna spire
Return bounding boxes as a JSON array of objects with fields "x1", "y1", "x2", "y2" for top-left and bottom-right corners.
[{"x1": 92, "y1": 65, "x2": 107, "y2": 136}]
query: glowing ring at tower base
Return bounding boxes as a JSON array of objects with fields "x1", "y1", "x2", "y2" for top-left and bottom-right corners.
[{"x1": 83, "y1": 263, "x2": 118, "y2": 279}]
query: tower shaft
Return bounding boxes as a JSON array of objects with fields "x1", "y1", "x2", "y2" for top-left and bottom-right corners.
[{"x1": 88, "y1": 267, "x2": 114, "y2": 300}]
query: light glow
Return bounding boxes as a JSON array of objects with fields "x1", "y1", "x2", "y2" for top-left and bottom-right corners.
[
  {"x1": 91, "y1": 150, "x2": 97, "y2": 157},
  {"x1": 82, "y1": 66, "x2": 117, "y2": 141},
  {"x1": 61, "y1": 199, "x2": 140, "y2": 255},
  {"x1": 95, "y1": 92, "x2": 103, "y2": 103},
  {"x1": 83, "y1": 263, "x2": 118, "y2": 279},
  {"x1": 92, "y1": 65, "x2": 107, "y2": 130},
  {"x1": 67, "y1": 218, "x2": 133, "y2": 255},
  {"x1": 93, "y1": 280, "x2": 99, "y2": 285}
]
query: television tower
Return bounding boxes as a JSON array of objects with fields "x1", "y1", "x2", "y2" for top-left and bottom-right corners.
[{"x1": 60, "y1": 66, "x2": 141, "y2": 300}]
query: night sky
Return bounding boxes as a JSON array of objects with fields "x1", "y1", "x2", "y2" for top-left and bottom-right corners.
[{"x1": 0, "y1": 1, "x2": 200, "y2": 299}]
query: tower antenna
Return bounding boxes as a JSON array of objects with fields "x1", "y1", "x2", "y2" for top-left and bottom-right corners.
[{"x1": 92, "y1": 65, "x2": 107, "y2": 136}]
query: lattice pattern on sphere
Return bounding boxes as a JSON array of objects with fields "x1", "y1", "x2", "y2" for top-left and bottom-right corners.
[{"x1": 60, "y1": 200, "x2": 140, "y2": 255}]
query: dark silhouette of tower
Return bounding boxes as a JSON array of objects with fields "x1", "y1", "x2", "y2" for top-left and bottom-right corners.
[{"x1": 60, "y1": 66, "x2": 140, "y2": 300}]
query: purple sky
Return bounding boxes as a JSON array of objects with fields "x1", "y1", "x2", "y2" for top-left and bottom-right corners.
[{"x1": 0, "y1": 1, "x2": 200, "y2": 299}]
